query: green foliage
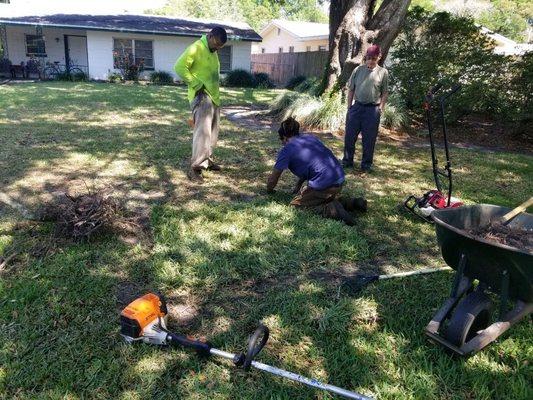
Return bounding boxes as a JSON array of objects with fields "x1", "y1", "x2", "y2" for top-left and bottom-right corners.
[
  {"x1": 294, "y1": 76, "x2": 321, "y2": 96},
  {"x1": 150, "y1": 70, "x2": 175, "y2": 85},
  {"x1": 381, "y1": 94, "x2": 409, "y2": 129},
  {"x1": 270, "y1": 90, "x2": 345, "y2": 131},
  {"x1": 223, "y1": 69, "x2": 257, "y2": 87},
  {"x1": 390, "y1": 7, "x2": 531, "y2": 126},
  {"x1": 253, "y1": 72, "x2": 275, "y2": 88},
  {"x1": 146, "y1": 0, "x2": 327, "y2": 31},
  {"x1": 107, "y1": 72, "x2": 124, "y2": 83},
  {"x1": 54, "y1": 71, "x2": 88, "y2": 82},
  {"x1": 411, "y1": 0, "x2": 532, "y2": 42},
  {"x1": 285, "y1": 75, "x2": 307, "y2": 90}
]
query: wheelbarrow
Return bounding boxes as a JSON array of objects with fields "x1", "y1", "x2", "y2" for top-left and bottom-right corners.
[{"x1": 425, "y1": 204, "x2": 532, "y2": 356}]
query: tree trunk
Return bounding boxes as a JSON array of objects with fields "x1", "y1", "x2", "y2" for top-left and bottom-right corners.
[{"x1": 321, "y1": 0, "x2": 411, "y2": 94}]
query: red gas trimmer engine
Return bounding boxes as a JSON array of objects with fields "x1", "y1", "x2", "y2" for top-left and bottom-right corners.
[{"x1": 405, "y1": 190, "x2": 463, "y2": 222}]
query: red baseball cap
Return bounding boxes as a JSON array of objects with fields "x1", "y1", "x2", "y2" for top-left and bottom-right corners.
[{"x1": 366, "y1": 45, "x2": 381, "y2": 58}]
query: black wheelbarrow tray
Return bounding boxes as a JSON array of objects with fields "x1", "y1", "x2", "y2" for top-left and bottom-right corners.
[{"x1": 425, "y1": 204, "x2": 532, "y2": 356}]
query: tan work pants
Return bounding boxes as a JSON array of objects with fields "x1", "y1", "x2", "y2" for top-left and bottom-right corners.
[{"x1": 191, "y1": 92, "x2": 220, "y2": 169}]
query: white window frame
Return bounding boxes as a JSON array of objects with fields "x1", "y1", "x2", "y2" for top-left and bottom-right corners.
[
  {"x1": 289, "y1": 46, "x2": 294, "y2": 53},
  {"x1": 318, "y1": 45, "x2": 327, "y2": 51},
  {"x1": 218, "y1": 45, "x2": 232, "y2": 73},
  {"x1": 25, "y1": 34, "x2": 46, "y2": 57},
  {"x1": 279, "y1": 47, "x2": 283, "y2": 53},
  {"x1": 113, "y1": 38, "x2": 154, "y2": 70},
  {"x1": 306, "y1": 46, "x2": 311, "y2": 52}
]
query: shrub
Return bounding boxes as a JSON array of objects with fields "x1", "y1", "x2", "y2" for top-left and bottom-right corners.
[
  {"x1": 224, "y1": 69, "x2": 256, "y2": 87},
  {"x1": 113, "y1": 52, "x2": 144, "y2": 81},
  {"x1": 71, "y1": 71, "x2": 88, "y2": 82},
  {"x1": 150, "y1": 70, "x2": 174, "y2": 85},
  {"x1": 108, "y1": 72, "x2": 123, "y2": 83},
  {"x1": 253, "y1": 72, "x2": 275, "y2": 88},
  {"x1": 285, "y1": 75, "x2": 307, "y2": 90},
  {"x1": 53, "y1": 71, "x2": 88, "y2": 82},
  {"x1": 381, "y1": 94, "x2": 409, "y2": 129},
  {"x1": 269, "y1": 90, "x2": 346, "y2": 132},
  {"x1": 390, "y1": 7, "x2": 521, "y2": 123},
  {"x1": 269, "y1": 91, "x2": 302, "y2": 116},
  {"x1": 294, "y1": 76, "x2": 321, "y2": 96}
]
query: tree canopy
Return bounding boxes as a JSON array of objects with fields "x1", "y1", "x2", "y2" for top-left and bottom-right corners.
[{"x1": 145, "y1": 0, "x2": 328, "y2": 31}]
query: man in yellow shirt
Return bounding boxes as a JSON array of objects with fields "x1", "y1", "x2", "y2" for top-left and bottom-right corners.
[{"x1": 174, "y1": 27, "x2": 227, "y2": 182}]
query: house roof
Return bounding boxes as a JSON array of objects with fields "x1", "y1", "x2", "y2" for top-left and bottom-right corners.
[
  {"x1": 261, "y1": 19, "x2": 329, "y2": 41},
  {"x1": 479, "y1": 26, "x2": 533, "y2": 56},
  {"x1": 0, "y1": 13, "x2": 262, "y2": 42}
]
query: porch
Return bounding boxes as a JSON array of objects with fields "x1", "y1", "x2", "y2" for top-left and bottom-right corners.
[{"x1": 0, "y1": 23, "x2": 89, "y2": 78}]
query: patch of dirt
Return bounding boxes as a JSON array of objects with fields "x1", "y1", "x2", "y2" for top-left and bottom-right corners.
[
  {"x1": 469, "y1": 224, "x2": 533, "y2": 253},
  {"x1": 222, "y1": 104, "x2": 275, "y2": 132}
]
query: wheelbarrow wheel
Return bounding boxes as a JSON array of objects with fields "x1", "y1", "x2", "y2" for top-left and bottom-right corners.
[{"x1": 445, "y1": 291, "x2": 493, "y2": 347}]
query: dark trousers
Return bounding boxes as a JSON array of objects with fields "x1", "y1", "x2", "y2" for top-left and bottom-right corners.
[{"x1": 343, "y1": 103, "x2": 381, "y2": 169}]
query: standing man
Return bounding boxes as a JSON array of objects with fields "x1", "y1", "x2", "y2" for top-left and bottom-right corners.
[
  {"x1": 343, "y1": 45, "x2": 389, "y2": 173},
  {"x1": 174, "y1": 27, "x2": 227, "y2": 182}
]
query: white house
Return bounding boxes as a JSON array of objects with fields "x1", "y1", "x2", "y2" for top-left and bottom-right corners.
[
  {"x1": 252, "y1": 19, "x2": 328, "y2": 54},
  {"x1": 0, "y1": 13, "x2": 262, "y2": 80},
  {"x1": 479, "y1": 26, "x2": 533, "y2": 56}
]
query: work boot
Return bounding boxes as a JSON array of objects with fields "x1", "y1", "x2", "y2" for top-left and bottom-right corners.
[
  {"x1": 187, "y1": 168, "x2": 204, "y2": 182},
  {"x1": 207, "y1": 162, "x2": 222, "y2": 171},
  {"x1": 339, "y1": 196, "x2": 368, "y2": 212},
  {"x1": 324, "y1": 200, "x2": 355, "y2": 226}
]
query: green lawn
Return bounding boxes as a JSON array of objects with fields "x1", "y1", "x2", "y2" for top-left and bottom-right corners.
[{"x1": 0, "y1": 82, "x2": 532, "y2": 400}]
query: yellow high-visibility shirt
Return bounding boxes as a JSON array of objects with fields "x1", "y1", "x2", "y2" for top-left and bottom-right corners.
[{"x1": 174, "y1": 35, "x2": 221, "y2": 106}]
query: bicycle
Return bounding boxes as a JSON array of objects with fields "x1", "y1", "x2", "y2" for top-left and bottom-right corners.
[{"x1": 42, "y1": 61, "x2": 85, "y2": 80}]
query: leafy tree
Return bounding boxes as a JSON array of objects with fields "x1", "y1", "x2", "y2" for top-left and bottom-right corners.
[
  {"x1": 412, "y1": 0, "x2": 533, "y2": 42},
  {"x1": 146, "y1": 0, "x2": 327, "y2": 31},
  {"x1": 390, "y1": 6, "x2": 530, "y2": 129}
]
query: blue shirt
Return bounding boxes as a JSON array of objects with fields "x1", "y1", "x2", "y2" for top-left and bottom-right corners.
[{"x1": 274, "y1": 134, "x2": 345, "y2": 191}]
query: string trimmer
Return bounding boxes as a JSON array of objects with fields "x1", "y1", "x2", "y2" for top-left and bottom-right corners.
[{"x1": 120, "y1": 293, "x2": 372, "y2": 400}]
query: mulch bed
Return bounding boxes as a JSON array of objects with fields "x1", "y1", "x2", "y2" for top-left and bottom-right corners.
[{"x1": 470, "y1": 224, "x2": 533, "y2": 253}]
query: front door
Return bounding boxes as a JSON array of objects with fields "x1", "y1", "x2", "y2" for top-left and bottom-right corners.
[{"x1": 64, "y1": 35, "x2": 88, "y2": 71}]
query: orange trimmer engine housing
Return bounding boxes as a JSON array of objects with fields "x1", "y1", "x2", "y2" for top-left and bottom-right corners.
[{"x1": 120, "y1": 293, "x2": 168, "y2": 339}]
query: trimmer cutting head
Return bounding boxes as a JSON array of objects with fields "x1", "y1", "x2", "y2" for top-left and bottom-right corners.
[{"x1": 120, "y1": 293, "x2": 169, "y2": 345}]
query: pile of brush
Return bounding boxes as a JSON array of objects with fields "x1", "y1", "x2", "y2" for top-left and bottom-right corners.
[{"x1": 38, "y1": 191, "x2": 148, "y2": 242}]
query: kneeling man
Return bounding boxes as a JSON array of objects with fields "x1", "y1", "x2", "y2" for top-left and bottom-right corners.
[{"x1": 267, "y1": 117, "x2": 367, "y2": 225}]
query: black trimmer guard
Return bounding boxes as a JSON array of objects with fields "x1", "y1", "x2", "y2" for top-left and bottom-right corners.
[{"x1": 425, "y1": 205, "x2": 533, "y2": 356}]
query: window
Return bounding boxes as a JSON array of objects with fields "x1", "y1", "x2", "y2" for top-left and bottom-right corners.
[
  {"x1": 113, "y1": 38, "x2": 154, "y2": 70},
  {"x1": 261, "y1": 48, "x2": 266, "y2": 54},
  {"x1": 289, "y1": 46, "x2": 294, "y2": 53},
  {"x1": 306, "y1": 46, "x2": 311, "y2": 52},
  {"x1": 277, "y1": 28, "x2": 281, "y2": 35},
  {"x1": 318, "y1": 45, "x2": 327, "y2": 51},
  {"x1": 135, "y1": 40, "x2": 153, "y2": 69},
  {"x1": 218, "y1": 45, "x2": 232, "y2": 73},
  {"x1": 25, "y1": 34, "x2": 46, "y2": 57},
  {"x1": 279, "y1": 47, "x2": 283, "y2": 53}
]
